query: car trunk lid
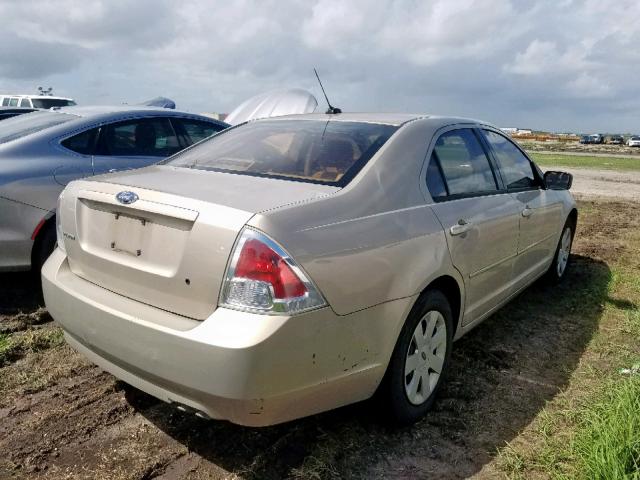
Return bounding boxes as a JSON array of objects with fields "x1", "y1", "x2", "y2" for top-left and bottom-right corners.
[{"x1": 62, "y1": 170, "x2": 337, "y2": 320}]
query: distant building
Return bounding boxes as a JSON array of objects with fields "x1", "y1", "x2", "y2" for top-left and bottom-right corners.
[{"x1": 500, "y1": 127, "x2": 533, "y2": 136}]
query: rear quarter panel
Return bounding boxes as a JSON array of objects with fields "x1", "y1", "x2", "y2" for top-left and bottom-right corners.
[{"x1": 249, "y1": 119, "x2": 464, "y2": 319}]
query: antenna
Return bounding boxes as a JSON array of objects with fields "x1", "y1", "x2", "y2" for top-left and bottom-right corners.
[{"x1": 314, "y1": 68, "x2": 341, "y2": 114}]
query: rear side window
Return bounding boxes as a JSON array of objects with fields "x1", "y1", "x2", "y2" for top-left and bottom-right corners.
[
  {"x1": 426, "y1": 154, "x2": 447, "y2": 199},
  {"x1": 96, "y1": 118, "x2": 181, "y2": 157},
  {"x1": 165, "y1": 120, "x2": 398, "y2": 186},
  {"x1": 177, "y1": 119, "x2": 223, "y2": 144},
  {"x1": 61, "y1": 128, "x2": 99, "y2": 155},
  {"x1": 483, "y1": 130, "x2": 537, "y2": 189},
  {"x1": 433, "y1": 129, "x2": 497, "y2": 196}
]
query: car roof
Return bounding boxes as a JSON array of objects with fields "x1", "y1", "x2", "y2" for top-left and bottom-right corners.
[
  {"x1": 254, "y1": 112, "x2": 487, "y2": 127},
  {"x1": 0, "y1": 107, "x2": 37, "y2": 112},
  {"x1": 56, "y1": 105, "x2": 201, "y2": 117}
]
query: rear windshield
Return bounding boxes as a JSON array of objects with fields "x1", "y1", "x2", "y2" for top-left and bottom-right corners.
[
  {"x1": 164, "y1": 119, "x2": 399, "y2": 185},
  {"x1": 0, "y1": 111, "x2": 75, "y2": 145},
  {"x1": 31, "y1": 98, "x2": 76, "y2": 109}
]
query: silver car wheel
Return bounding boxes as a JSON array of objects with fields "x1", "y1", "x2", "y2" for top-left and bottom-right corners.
[
  {"x1": 557, "y1": 227, "x2": 572, "y2": 277},
  {"x1": 404, "y1": 310, "x2": 447, "y2": 406}
]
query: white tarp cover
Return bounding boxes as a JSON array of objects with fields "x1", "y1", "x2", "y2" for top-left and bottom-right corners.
[{"x1": 225, "y1": 88, "x2": 317, "y2": 125}]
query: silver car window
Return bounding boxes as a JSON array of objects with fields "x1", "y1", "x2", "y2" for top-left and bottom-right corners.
[
  {"x1": 0, "y1": 111, "x2": 75, "y2": 145},
  {"x1": 483, "y1": 130, "x2": 536, "y2": 190},
  {"x1": 175, "y1": 118, "x2": 223, "y2": 145},
  {"x1": 61, "y1": 127, "x2": 100, "y2": 155},
  {"x1": 433, "y1": 129, "x2": 498, "y2": 196},
  {"x1": 165, "y1": 120, "x2": 398, "y2": 186},
  {"x1": 96, "y1": 118, "x2": 181, "y2": 157}
]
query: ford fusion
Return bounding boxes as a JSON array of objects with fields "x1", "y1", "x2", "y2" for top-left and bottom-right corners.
[{"x1": 43, "y1": 113, "x2": 577, "y2": 426}]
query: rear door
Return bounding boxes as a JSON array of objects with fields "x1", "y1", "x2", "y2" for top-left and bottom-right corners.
[
  {"x1": 426, "y1": 127, "x2": 522, "y2": 324},
  {"x1": 91, "y1": 117, "x2": 182, "y2": 175},
  {"x1": 480, "y1": 129, "x2": 563, "y2": 285}
]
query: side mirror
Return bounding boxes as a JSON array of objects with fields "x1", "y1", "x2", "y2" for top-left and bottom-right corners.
[{"x1": 544, "y1": 171, "x2": 573, "y2": 190}]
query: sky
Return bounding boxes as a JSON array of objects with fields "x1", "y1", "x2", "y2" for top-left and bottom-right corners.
[{"x1": 1, "y1": 0, "x2": 639, "y2": 133}]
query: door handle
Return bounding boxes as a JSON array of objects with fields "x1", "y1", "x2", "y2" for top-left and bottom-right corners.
[
  {"x1": 522, "y1": 206, "x2": 534, "y2": 217},
  {"x1": 450, "y1": 219, "x2": 473, "y2": 236}
]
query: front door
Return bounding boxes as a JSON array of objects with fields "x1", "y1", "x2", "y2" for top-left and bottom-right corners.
[
  {"x1": 480, "y1": 129, "x2": 563, "y2": 286},
  {"x1": 426, "y1": 128, "x2": 521, "y2": 325}
]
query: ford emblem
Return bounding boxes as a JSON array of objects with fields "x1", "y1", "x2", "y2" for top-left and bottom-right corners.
[{"x1": 116, "y1": 191, "x2": 138, "y2": 205}]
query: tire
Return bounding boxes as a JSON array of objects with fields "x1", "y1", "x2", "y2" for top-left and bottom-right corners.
[
  {"x1": 381, "y1": 289, "x2": 454, "y2": 425},
  {"x1": 546, "y1": 218, "x2": 575, "y2": 283},
  {"x1": 32, "y1": 221, "x2": 57, "y2": 274}
]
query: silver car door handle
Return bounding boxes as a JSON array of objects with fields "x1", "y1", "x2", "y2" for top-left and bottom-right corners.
[
  {"x1": 522, "y1": 206, "x2": 534, "y2": 217},
  {"x1": 450, "y1": 219, "x2": 473, "y2": 236}
]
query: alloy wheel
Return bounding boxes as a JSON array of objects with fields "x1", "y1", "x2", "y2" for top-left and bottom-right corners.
[
  {"x1": 557, "y1": 227, "x2": 572, "y2": 277},
  {"x1": 404, "y1": 310, "x2": 447, "y2": 405}
]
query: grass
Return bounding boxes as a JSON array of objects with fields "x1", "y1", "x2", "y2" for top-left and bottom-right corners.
[
  {"x1": 529, "y1": 152, "x2": 640, "y2": 171},
  {"x1": 494, "y1": 199, "x2": 640, "y2": 479},
  {"x1": 0, "y1": 327, "x2": 63, "y2": 367},
  {"x1": 573, "y1": 377, "x2": 640, "y2": 479}
]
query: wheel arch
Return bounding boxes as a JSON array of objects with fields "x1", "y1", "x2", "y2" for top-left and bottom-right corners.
[
  {"x1": 30, "y1": 212, "x2": 56, "y2": 269},
  {"x1": 567, "y1": 207, "x2": 578, "y2": 229},
  {"x1": 421, "y1": 275, "x2": 463, "y2": 338}
]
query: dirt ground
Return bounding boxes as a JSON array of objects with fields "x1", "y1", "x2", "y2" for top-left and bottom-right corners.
[
  {"x1": 542, "y1": 165, "x2": 640, "y2": 201},
  {"x1": 0, "y1": 198, "x2": 637, "y2": 480}
]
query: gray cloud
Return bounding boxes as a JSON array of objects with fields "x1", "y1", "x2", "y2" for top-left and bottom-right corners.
[
  {"x1": 0, "y1": 31, "x2": 86, "y2": 79},
  {"x1": 0, "y1": 0, "x2": 639, "y2": 132}
]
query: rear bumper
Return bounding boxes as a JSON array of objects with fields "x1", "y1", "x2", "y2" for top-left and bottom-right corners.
[{"x1": 42, "y1": 248, "x2": 413, "y2": 426}]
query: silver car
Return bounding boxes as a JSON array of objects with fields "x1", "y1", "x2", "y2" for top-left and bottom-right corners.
[
  {"x1": 0, "y1": 106, "x2": 227, "y2": 271},
  {"x1": 43, "y1": 113, "x2": 577, "y2": 426}
]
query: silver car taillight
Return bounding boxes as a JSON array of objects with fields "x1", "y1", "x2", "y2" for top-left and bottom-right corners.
[
  {"x1": 56, "y1": 191, "x2": 66, "y2": 253},
  {"x1": 220, "y1": 228, "x2": 326, "y2": 315}
]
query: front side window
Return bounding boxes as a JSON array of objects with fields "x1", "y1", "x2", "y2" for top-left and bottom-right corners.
[
  {"x1": 433, "y1": 129, "x2": 497, "y2": 196},
  {"x1": 483, "y1": 130, "x2": 537, "y2": 189},
  {"x1": 96, "y1": 118, "x2": 180, "y2": 157},
  {"x1": 61, "y1": 127, "x2": 99, "y2": 155},
  {"x1": 164, "y1": 120, "x2": 398, "y2": 186}
]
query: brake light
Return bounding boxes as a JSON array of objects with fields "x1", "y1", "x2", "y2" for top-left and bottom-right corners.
[{"x1": 220, "y1": 228, "x2": 326, "y2": 314}]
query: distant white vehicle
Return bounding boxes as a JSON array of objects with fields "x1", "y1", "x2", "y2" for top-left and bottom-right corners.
[
  {"x1": 628, "y1": 136, "x2": 640, "y2": 147},
  {"x1": 0, "y1": 94, "x2": 76, "y2": 109}
]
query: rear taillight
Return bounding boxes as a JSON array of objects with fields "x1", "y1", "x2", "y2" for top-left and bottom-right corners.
[{"x1": 220, "y1": 228, "x2": 326, "y2": 315}]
